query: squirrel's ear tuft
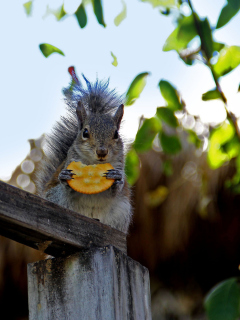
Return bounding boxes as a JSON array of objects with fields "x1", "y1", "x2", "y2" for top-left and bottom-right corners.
[
  {"x1": 76, "y1": 101, "x2": 87, "y2": 130},
  {"x1": 113, "y1": 104, "x2": 124, "y2": 130}
]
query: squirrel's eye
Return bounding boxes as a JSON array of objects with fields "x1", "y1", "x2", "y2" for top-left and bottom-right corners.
[
  {"x1": 113, "y1": 130, "x2": 119, "y2": 139},
  {"x1": 82, "y1": 128, "x2": 89, "y2": 139}
]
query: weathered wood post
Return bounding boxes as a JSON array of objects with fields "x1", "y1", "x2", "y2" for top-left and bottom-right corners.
[{"x1": 0, "y1": 181, "x2": 152, "y2": 319}]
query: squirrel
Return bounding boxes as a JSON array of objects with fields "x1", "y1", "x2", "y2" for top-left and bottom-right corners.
[{"x1": 35, "y1": 69, "x2": 132, "y2": 234}]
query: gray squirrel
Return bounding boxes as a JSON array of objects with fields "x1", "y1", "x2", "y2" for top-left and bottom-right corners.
[{"x1": 35, "y1": 71, "x2": 132, "y2": 234}]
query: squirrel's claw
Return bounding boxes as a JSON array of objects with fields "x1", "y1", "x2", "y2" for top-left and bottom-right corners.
[
  {"x1": 104, "y1": 169, "x2": 122, "y2": 181},
  {"x1": 59, "y1": 169, "x2": 76, "y2": 182}
]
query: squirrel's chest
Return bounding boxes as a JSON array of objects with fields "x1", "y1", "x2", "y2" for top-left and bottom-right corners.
[{"x1": 71, "y1": 192, "x2": 113, "y2": 219}]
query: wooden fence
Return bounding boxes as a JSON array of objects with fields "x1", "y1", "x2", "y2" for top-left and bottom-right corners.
[{"x1": 0, "y1": 180, "x2": 152, "y2": 319}]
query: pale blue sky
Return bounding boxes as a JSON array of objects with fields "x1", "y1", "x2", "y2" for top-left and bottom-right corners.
[{"x1": 1, "y1": 0, "x2": 240, "y2": 179}]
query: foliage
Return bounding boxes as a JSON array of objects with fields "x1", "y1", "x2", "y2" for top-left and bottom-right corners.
[{"x1": 26, "y1": 0, "x2": 240, "y2": 316}]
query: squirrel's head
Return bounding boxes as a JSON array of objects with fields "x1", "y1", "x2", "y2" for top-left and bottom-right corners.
[{"x1": 75, "y1": 101, "x2": 124, "y2": 165}]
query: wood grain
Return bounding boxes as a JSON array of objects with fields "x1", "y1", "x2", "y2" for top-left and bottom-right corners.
[
  {"x1": 28, "y1": 246, "x2": 152, "y2": 320},
  {"x1": 0, "y1": 181, "x2": 127, "y2": 256}
]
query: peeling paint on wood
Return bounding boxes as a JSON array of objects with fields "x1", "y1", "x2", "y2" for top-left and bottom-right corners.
[{"x1": 28, "y1": 246, "x2": 152, "y2": 320}]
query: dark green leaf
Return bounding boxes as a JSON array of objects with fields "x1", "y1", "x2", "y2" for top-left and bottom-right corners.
[
  {"x1": 125, "y1": 72, "x2": 150, "y2": 106},
  {"x1": 187, "y1": 130, "x2": 202, "y2": 148},
  {"x1": 213, "y1": 42, "x2": 225, "y2": 52},
  {"x1": 207, "y1": 122, "x2": 235, "y2": 169},
  {"x1": 217, "y1": 0, "x2": 240, "y2": 29},
  {"x1": 111, "y1": 52, "x2": 118, "y2": 67},
  {"x1": 202, "y1": 89, "x2": 222, "y2": 101},
  {"x1": 163, "y1": 160, "x2": 173, "y2": 176},
  {"x1": 23, "y1": 1, "x2": 32, "y2": 16},
  {"x1": 159, "y1": 80, "x2": 183, "y2": 111},
  {"x1": 198, "y1": 18, "x2": 214, "y2": 59},
  {"x1": 92, "y1": 0, "x2": 106, "y2": 27},
  {"x1": 204, "y1": 278, "x2": 240, "y2": 320},
  {"x1": 133, "y1": 117, "x2": 161, "y2": 153},
  {"x1": 213, "y1": 46, "x2": 240, "y2": 78},
  {"x1": 156, "y1": 107, "x2": 178, "y2": 127},
  {"x1": 163, "y1": 15, "x2": 197, "y2": 53},
  {"x1": 159, "y1": 131, "x2": 182, "y2": 154},
  {"x1": 75, "y1": 3, "x2": 87, "y2": 28},
  {"x1": 125, "y1": 149, "x2": 140, "y2": 185},
  {"x1": 39, "y1": 43, "x2": 65, "y2": 58},
  {"x1": 114, "y1": 0, "x2": 127, "y2": 26}
]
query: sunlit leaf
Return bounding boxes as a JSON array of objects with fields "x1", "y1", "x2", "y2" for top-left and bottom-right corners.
[
  {"x1": 125, "y1": 149, "x2": 140, "y2": 185},
  {"x1": 159, "y1": 80, "x2": 183, "y2": 111},
  {"x1": 23, "y1": 1, "x2": 32, "y2": 16},
  {"x1": 213, "y1": 46, "x2": 240, "y2": 78},
  {"x1": 39, "y1": 43, "x2": 65, "y2": 58},
  {"x1": 140, "y1": 0, "x2": 178, "y2": 8},
  {"x1": 92, "y1": 0, "x2": 106, "y2": 27},
  {"x1": 202, "y1": 89, "x2": 222, "y2": 101},
  {"x1": 159, "y1": 131, "x2": 182, "y2": 154},
  {"x1": 44, "y1": 4, "x2": 67, "y2": 21},
  {"x1": 125, "y1": 72, "x2": 150, "y2": 106},
  {"x1": 156, "y1": 107, "x2": 178, "y2": 127},
  {"x1": 198, "y1": 17, "x2": 214, "y2": 59},
  {"x1": 204, "y1": 278, "x2": 240, "y2": 320},
  {"x1": 207, "y1": 122, "x2": 235, "y2": 169},
  {"x1": 163, "y1": 15, "x2": 197, "y2": 53},
  {"x1": 114, "y1": 0, "x2": 127, "y2": 26},
  {"x1": 217, "y1": 0, "x2": 240, "y2": 29},
  {"x1": 133, "y1": 117, "x2": 161, "y2": 153},
  {"x1": 144, "y1": 186, "x2": 169, "y2": 207},
  {"x1": 111, "y1": 52, "x2": 118, "y2": 67},
  {"x1": 75, "y1": 3, "x2": 87, "y2": 28},
  {"x1": 187, "y1": 130, "x2": 202, "y2": 148}
]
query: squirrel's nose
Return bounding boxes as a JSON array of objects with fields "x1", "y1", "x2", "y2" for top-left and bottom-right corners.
[{"x1": 96, "y1": 148, "x2": 108, "y2": 158}]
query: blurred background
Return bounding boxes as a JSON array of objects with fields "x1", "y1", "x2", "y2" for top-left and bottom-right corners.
[{"x1": 1, "y1": 0, "x2": 240, "y2": 319}]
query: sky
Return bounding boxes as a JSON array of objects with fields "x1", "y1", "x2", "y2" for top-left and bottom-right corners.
[{"x1": 1, "y1": 0, "x2": 240, "y2": 180}]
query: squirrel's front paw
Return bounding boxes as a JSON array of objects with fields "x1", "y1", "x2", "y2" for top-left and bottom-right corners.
[
  {"x1": 59, "y1": 169, "x2": 75, "y2": 185},
  {"x1": 104, "y1": 169, "x2": 123, "y2": 185}
]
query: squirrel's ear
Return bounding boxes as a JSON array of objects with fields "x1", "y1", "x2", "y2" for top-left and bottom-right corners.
[
  {"x1": 76, "y1": 101, "x2": 87, "y2": 130},
  {"x1": 113, "y1": 104, "x2": 124, "y2": 130}
]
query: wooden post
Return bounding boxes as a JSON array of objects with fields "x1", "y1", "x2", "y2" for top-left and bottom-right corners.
[
  {"x1": 28, "y1": 246, "x2": 151, "y2": 320},
  {"x1": 0, "y1": 181, "x2": 152, "y2": 319}
]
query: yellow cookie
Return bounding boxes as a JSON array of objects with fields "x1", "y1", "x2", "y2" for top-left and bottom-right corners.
[{"x1": 67, "y1": 161, "x2": 115, "y2": 194}]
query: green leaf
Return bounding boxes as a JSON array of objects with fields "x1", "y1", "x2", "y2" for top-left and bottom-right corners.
[
  {"x1": 23, "y1": 1, "x2": 32, "y2": 16},
  {"x1": 159, "y1": 131, "x2": 182, "y2": 154},
  {"x1": 156, "y1": 107, "x2": 178, "y2": 127},
  {"x1": 45, "y1": 5, "x2": 67, "y2": 21},
  {"x1": 39, "y1": 43, "x2": 65, "y2": 58},
  {"x1": 207, "y1": 122, "x2": 235, "y2": 169},
  {"x1": 114, "y1": 0, "x2": 127, "y2": 26},
  {"x1": 75, "y1": 3, "x2": 87, "y2": 28},
  {"x1": 125, "y1": 149, "x2": 140, "y2": 185},
  {"x1": 92, "y1": 0, "x2": 106, "y2": 27},
  {"x1": 217, "y1": 0, "x2": 240, "y2": 29},
  {"x1": 202, "y1": 89, "x2": 222, "y2": 101},
  {"x1": 204, "y1": 278, "x2": 240, "y2": 320},
  {"x1": 213, "y1": 42, "x2": 225, "y2": 53},
  {"x1": 125, "y1": 72, "x2": 150, "y2": 106},
  {"x1": 187, "y1": 130, "x2": 202, "y2": 148},
  {"x1": 159, "y1": 80, "x2": 183, "y2": 111},
  {"x1": 133, "y1": 117, "x2": 161, "y2": 153},
  {"x1": 140, "y1": 0, "x2": 178, "y2": 8},
  {"x1": 111, "y1": 52, "x2": 118, "y2": 67},
  {"x1": 213, "y1": 46, "x2": 240, "y2": 78},
  {"x1": 198, "y1": 17, "x2": 214, "y2": 59},
  {"x1": 163, "y1": 15, "x2": 197, "y2": 53}
]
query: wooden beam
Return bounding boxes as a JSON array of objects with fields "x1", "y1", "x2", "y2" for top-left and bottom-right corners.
[
  {"x1": 0, "y1": 181, "x2": 127, "y2": 256},
  {"x1": 28, "y1": 246, "x2": 152, "y2": 320}
]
